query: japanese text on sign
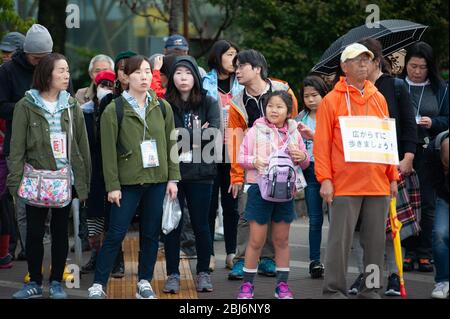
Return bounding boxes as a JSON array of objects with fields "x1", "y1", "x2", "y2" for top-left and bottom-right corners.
[{"x1": 339, "y1": 116, "x2": 399, "y2": 165}]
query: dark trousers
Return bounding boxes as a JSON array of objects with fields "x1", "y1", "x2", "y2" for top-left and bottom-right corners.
[
  {"x1": 403, "y1": 145, "x2": 435, "y2": 259},
  {"x1": 164, "y1": 182, "x2": 213, "y2": 275},
  {"x1": 26, "y1": 204, "x2": 70, "y2": 285},
  {"x1": 0, "y1": 194, "x2": 14, "y2": 235},
  {"x1": 208, "y1": 162, "x2": 239, "y2": 255},
  {"x1": 94, "y1": 183, "x2": 166, "y2": 286}
]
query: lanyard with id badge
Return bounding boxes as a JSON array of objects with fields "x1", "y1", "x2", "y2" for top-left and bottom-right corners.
[
  {"x1": 179, "y1": 113, "x2": 199, "y2": 163},
  {"x1": 51, "y1": 132, "x2": 67, "y2": 159},
  {"x1": 140, "y1": 115, "x2": 159, "y2": 168}
]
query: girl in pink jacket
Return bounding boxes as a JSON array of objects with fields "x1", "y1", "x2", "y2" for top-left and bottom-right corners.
[{"x1": 236, "y1": 90, "x2": 309, "y2": 299}]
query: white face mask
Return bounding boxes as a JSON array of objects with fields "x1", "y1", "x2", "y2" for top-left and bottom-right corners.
[{"x1": 97, "y1": 87, "x2": 112, "y2": 101}]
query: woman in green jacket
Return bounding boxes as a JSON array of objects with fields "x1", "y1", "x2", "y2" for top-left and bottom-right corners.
[
  {"x1": 8, "y1": 53, "x2": 91, "y2": 299},
  {"x1": 87, "y1": 55, "x2": 180, "y2": 299}
]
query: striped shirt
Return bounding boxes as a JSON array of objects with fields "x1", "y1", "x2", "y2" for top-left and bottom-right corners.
[
  {"x1": 122, "y1": 91, "x2": 152, "y2": 120},
  {"x1": 28, "y1": 90, "x2": 72, "y2": 169}
]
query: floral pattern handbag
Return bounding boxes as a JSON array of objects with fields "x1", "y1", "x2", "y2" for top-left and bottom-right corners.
[
  {"x1": 17, "y1": 163, "x2": 72, "y2": 208},
  {"x1": 17, "y1": 108, "x2": 73, "y2": 208}
]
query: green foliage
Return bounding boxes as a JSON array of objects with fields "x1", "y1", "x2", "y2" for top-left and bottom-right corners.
[
  {"x1": 233, "y1": 0, "x2": 448, "y2": 96},
  {"x1": 0, "y1": 0, "x2": 34, "y2": 36},
  {"x1": 0, "y1": 0, "x2": 34, "y2": 63}
]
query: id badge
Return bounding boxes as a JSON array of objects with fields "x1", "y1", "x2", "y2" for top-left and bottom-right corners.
[
  {"x1": 50, "y1": 132, "x2": 67, "y2": 159},
  {"x1": 140, "y1": 140, "x2": 159, "y2": 168},
  {"x1": 415, "y1": 115, "x2": 421, "y2": 124},
  {"x1": 179, "y1": 151, "x2": 193, "y2": 163}
]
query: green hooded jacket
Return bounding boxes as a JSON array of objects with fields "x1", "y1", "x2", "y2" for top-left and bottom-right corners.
[{"x1": 7, "y1": 93, "x2": 91, "y2": 199}]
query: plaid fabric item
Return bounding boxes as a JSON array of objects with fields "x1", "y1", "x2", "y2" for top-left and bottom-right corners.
[{"x1": 386, "y1": 170, "x2": 421, "y2": 240}]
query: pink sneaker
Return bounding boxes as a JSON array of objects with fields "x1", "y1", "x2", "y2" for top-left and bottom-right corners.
[
  {"x1": 274, "y1": 282, "x2": 294, "y2": 299},
  {"x1": 237, "y1": 282, "x2": 254, "y2": 299}
]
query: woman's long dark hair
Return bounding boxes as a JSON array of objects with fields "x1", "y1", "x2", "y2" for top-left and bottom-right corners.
[
  {"x1": 165, "y1": 63, "x2": 203, "y2": 111},
  {"x1": 401, "y1": 41, "x2": 443, "y2": 94},
  {"x1": 207, "y1": 39, "x2": 239, "y2": 75}
]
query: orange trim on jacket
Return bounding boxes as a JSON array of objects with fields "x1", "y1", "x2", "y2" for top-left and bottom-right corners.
[
  {"x1": 227, "y1": 78, "x2": 299, "y2": 185},
  {"x1": 313, "y1": 77, "x2": 399, "y2": 196}
]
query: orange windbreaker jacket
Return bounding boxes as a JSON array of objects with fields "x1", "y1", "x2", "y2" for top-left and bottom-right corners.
[{"x1": 313, "y1": 77, "x2": 399, "y2": 196}]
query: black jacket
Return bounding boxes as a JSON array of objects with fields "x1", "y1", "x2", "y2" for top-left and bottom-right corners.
[
  {"x1": 432, "y1": 82, "x2": 449, "y2": 137},
  {"x1": 399, "y1": 76, "x2": 449, "y2": 141},
  {"x1": 375, "y1": 74, "x2": 418, "y2": 158},
  {"x1": 167, "y1": 56, "x2": 220, "y2": 181},
  {"x1": 0, "y1": 51, "x2": 35, "y2": 156},
  {"x1": 83, "y1": 98, "x2": 110, "y2": 218}
]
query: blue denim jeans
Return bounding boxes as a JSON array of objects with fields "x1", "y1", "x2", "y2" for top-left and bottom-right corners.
[
  {"x1": 94, "y1": 183, "x2": 166, "y2": 286},
  {"x1": 433, "y1": 197, "x2": 448, "y2": 283},
  {"x1": 164, "y1": 182, "x2": 213, "y2": 275},
  {"x1": 304, "y1": 162, "x2": 324, "y2": 262}
]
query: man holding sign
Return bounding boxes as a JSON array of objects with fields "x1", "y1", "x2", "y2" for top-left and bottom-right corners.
[{"x1": 314, "y1": 43, "x2": 399, "y2": 299}]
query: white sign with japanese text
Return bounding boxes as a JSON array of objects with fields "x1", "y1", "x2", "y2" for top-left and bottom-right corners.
[{"x1": 339, "y1": 116, "x2": 399, "y2": 165}]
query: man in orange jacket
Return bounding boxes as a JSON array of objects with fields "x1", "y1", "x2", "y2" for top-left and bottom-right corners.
[
  {"x1": 226, "y1": 49, "x2": 298, "y2": 280},
  {"x1": 314, "y1": 43, "x2": 399, "y2": 298}
]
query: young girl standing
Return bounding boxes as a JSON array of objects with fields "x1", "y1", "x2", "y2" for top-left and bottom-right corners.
[
  {"x1": 237, "y1": 91, "x2": 309, "y2": 299},
  {"x1": 295, "y1": 75, "x2": 329, "y2": 279}
]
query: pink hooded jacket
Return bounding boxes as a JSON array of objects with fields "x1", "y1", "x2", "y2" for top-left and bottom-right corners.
[{"x1": 238, "y1": 117, "x2": 310, "y2": 184}]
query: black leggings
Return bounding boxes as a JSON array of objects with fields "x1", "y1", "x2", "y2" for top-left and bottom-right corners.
[{"x1": 26, "y1": 204, "x2": 70, "y2": 285}]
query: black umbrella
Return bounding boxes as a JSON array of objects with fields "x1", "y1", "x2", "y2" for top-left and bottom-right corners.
[{"x1": 311, "y1": 19, "x2": 428, "y2": 75}]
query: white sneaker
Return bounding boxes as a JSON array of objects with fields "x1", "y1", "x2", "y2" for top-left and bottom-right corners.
[
  {"x1": 88, "y1": 283, "x2": 106, "y2": 299},
  {"x1": 209, "y1": 255, "x2": 216, "y2": 272},
  {"x1": 225, "y1": 253, "x2": 235, "y2": 269},
  {"x1": 136, "y1": 280, "x2": 157, "y2": 299},
  {"x1": 431, "y1": 281, "x2": 449, "y2": 299}
]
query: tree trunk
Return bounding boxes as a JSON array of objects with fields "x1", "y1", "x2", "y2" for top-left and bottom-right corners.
[
  {"x1": 183, "y1": 0, "x2": 189, "y2": 40},
  {"x1": 168, "y1": 0, "x2": 182, "y2": 35},
  {"x1": 37, "y1": 0, "x2": 68, "y2": 54}
]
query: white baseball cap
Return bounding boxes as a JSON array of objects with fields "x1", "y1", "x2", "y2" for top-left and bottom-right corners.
[{"x1": 340, "y1": 43, "x2": 374, "y2": 63}]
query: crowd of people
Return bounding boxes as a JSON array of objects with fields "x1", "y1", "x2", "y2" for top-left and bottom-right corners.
[{"x1": 0, "y1": 23, "x2": 448, "y2": 300}]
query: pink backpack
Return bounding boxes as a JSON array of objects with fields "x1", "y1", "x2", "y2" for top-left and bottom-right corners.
[{"x1": 257, "y1": 147, "x2": 296, "y2": 202}]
